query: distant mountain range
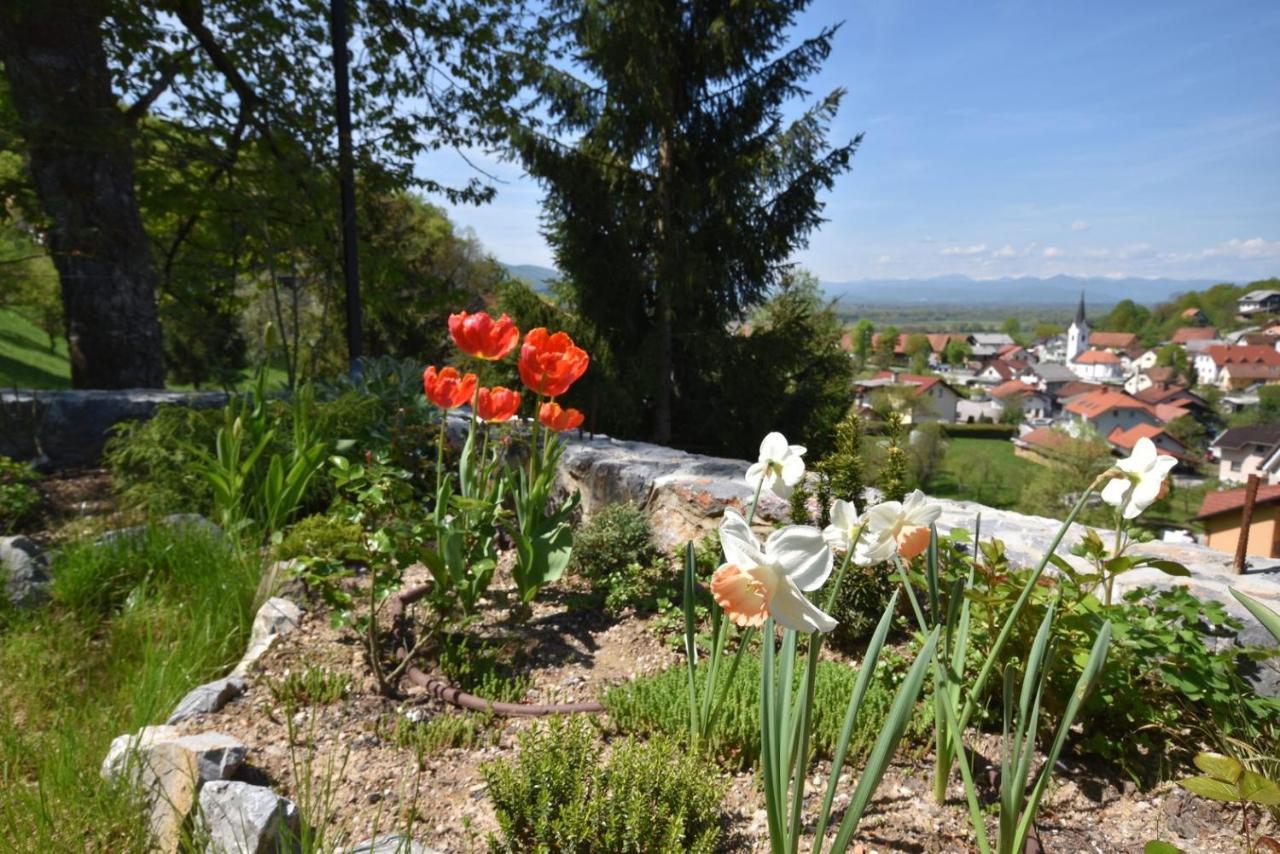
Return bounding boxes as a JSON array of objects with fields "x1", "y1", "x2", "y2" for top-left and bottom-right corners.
[
  {"x1": 501, "y1": 265, "x2": 1220, "y2": 307},
  {"x1": 823, "y1": 274, "x2": 1218, "y2": 306}
]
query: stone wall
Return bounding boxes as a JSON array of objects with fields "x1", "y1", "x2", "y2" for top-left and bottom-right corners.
[{"x1": 0, "y1": 389, "x2": 226, "y2": 469}]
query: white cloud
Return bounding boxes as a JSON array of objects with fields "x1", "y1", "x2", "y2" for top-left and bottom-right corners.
[
  {"x1": 991, "y1": 244, "x2": 1017, "y2": 259},
  {"x1": 876, "y1": 254, "x2": 892, "y2": 264},
  {"x1": 941, "y1": 243, "x2": 987, "y2": 256},
  {"x1": 1199, "y1": 237, "x2": 1280, "y2": 260},
  {"x1": 1070, "y1": 219, "x2": 1090, "y2": 231},
  {"x1": 1043, "y1": 246, "x2": 1065, "y2": 258}
]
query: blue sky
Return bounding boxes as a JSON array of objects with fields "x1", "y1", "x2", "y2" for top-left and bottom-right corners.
[{"x1": 416, "y1": 0, "x2": 1280, "y2": 283}]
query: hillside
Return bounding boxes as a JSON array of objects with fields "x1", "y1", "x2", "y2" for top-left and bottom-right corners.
[
  {"x1": 0, "y1": 308, "x2": 70, "y2": 389},
  {"x1": 824, "y1": 274, "x2": 1217, "y2": 307}
]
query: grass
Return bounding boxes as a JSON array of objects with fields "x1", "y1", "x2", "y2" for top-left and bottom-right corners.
[
  {"x1": 0, "y1": 524, "x2": 260, "y2": 852},
  {"x1": 0, "y1": 307, "x2": 71, "y2": 389},
  {"x1": 925, "y1": 436, "x2": 1043, "y2": 509}
]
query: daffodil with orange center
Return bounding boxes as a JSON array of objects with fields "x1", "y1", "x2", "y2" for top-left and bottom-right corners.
[
  {"x1": 862, "y1": 489, "x2": 943, "y2": 561},
  {"x1": 710, "y1": 508, "x2": 835, "y2": 633}
]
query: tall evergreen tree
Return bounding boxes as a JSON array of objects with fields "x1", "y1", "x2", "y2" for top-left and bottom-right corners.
[{"x1": 514, "y1": 1, "x2": 858, "y2": 445}]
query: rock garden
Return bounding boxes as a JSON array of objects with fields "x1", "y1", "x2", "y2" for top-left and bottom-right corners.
[{"x1": 5, "y1": 313, "x2": 1280, "y2": 854}]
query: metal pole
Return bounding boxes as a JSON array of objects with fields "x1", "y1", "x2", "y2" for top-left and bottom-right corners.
[
  {"x1": 330, "y1": 0, "x2": 362, "y2": 379},
  {"x1": 1234, "y1": 473, "x2": 1260, "y2": 574}
]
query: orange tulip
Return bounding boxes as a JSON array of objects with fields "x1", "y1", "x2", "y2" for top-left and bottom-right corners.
[
  {"x1": 538, "y1": 401, "x2": 584, "y2": 432},
  {"x1": 476, "y1": 386, "x2": 522, "y2": 423},
  {"x1": 448, "y1": 311, "x2": 520, "y2": 361},
  {"x1": 422, "y1": 365, "x2": 477, "y2": 410},
  {"x1": 518, "y1": 328, "x2": 589, "y2": 397}
]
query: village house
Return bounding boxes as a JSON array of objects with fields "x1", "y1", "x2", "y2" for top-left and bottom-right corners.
[
  {"x1": 975, "y1": 358, "x2": 1029, "y2": 385},
  {"x1": 1171, "y1": 326, "x2": 1218, "y2": 345},
  {"x1": 1063, "y1": 388, "x2": 1160, "y2": 437},
  {"x1": 1088, "y1": 330, "x2": 1141, "y2": 356},
  {"x1": 1181, "y1": 306, "x2": 1209, "y2": 325},
  {"x1": 1194, "y1": 344, "x2": 1280, "y2": 387},
  {"x1": 1210, "y1": 425, "x2": 1280, "y2": 485},
  {"x1": 1125, "y1": 365, "x2": 1178, "y2": 394},
  {"x1": 1132, "y1": 383, "x2": 1209, "y2": 421},
  {"x1": 854, "y1": 372, "x2": 960, "y2": 423},
  {"x1": 1238, "y1": 289, "x2": 1280, "y2": 317},
  {"x1": 1106, "y1": 423, "x2": 1198, "y2": 470},
  {"x1": 1025, "y1": 361, "x2": 1077, "y2": 394},
  {"x1": 1071, "y1": 348, "x2": 1124, "y2": 382},
  {"x1": 989, "y1": 380, "x2": 1052, "y2": 420},
  {"x1": 1196, "y1": 484, "x2": 1280, "y2": 559}
]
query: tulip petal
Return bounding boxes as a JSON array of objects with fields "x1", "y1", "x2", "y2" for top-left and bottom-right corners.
[
  {"x1": 765, "y1": 525, "x2": 832, "y2": 592},
  {"x1": 720, "y1": 508, "x2": 767, "y2": 568},
  {"x1": 768, "y1": 576, "x2": 837, "y2": 633}
]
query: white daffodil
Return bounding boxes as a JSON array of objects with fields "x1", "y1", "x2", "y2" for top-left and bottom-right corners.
[
  {"x1": 822, "y1": 499, "x2": 897, "y2": 566},
  {"x1": 746, "y1": 431, "x2": 807, "y2": 499},
  {"x1": 711, "y1": 508, "x2": 835, "y2": 633},
  {"x1": 864, "y1": 489, "x2": 943, "y2": 561},
  {"x1": 1100, "y1": 436, "x2": 1177, "y2": 520}
]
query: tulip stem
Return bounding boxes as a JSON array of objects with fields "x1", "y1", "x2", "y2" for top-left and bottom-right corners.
[{"x1": 435, "y1": 411, "x2": 447, "y2": 498}]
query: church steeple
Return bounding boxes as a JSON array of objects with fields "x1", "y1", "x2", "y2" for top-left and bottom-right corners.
[
  {"x1": 1067, "y1": 291, "x2": 1090, "y2": 362},
  {"x1": 1074, "y1": 291, "x2": 1086, "y2": 326}
]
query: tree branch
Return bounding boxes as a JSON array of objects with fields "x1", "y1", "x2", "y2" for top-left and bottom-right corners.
[{"x1": 123, "y1": 51, "x2": 191, "y2": 124}]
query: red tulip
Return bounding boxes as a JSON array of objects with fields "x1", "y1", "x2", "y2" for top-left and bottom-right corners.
[
  {"x1": 538, "y1": 401, "x2": 584, "y2": 432},
  {"x1": 448, "y1": 311, "x2": 520, "y2": 361},
  {"x1": 476, "y1": 386, "x2": 522, "y2": 423},
  {"x1": 422, "y1": 365, "x2": 477, "y2": 410},
  {"x1": 518, "y1": 328, "x2": 589, "y2": 397}
]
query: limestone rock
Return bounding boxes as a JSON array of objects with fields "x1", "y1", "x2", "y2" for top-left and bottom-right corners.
[
  {"x1": 0, "y1": 535, "x2": 50, "y2": 608},
  {"x1": 101, "y1": 727, "x2": 246, "y2": 853},
  {"x1": 167, "y1": 676, "x2": 247, "y2": 724},
  {"x1": 197, "y1": 781, "x2": 300, "y2": 854},
  {"x1": 345, "y1": 835, "x2": 440, "y2": 854},
  {"x1": 232, "y1": 597, "x2": 302, "y2": 676}
]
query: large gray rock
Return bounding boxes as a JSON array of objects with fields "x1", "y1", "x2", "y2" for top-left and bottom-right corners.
[
  {"x1": 167, "y1": 676, "x2": 246, "y2": 725},
  {"x1": 96, "y1": 513, "x2": 225, "y2": 548},
  {"x1": 0, "y1": 535, "x2": 50, "y2": 608},
  {"x1": 101, "y1": 726, "x2": 247, "y2": 854},
  {"x1": 0, "y1": 389, "x2": 227, "y2": 469},
  {"x1": 232, "y1": 597, "x2": 302, "y2": 676},
  {"x1": 196, "y1": 781, "x2": 300, "y2": 854}
]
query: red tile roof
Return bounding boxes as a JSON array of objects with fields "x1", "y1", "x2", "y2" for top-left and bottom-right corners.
[
  {"x1": 1205, "y1": 344, "x2": 1280, "y2": 368},
  {"x1": 1197, "y1": 484, "x2": 1280, "y2": 520},
  {"x1": 1154, "y1": 403, "x2": 1192, "y2": 423},
  {"x1": 1089, "y1": 331, "x2": 1139, "y2": 349},
  {"x1": 1182, "y1": 307, "x2": 1205, "y2": 319},
  {"x1": 1106, "y1": 423, "x2": 1196, "y2": 462},
  {"x1": 990, "y1": 380, "x2": 1039, "y2": 400},
  {"x1": 1065, "y1": 389, "x2": 1155, "y2": 419},
  {"x1": 873, "y1": 370, "x2": 942, "y2": 393},
  {"x1": 1171, "y1": 327, "x2": 1218, "y2": 344},
  {"x1": 1134, "y1": 383, "x2": 1188, "y2": 404},
  {"x1": 1074, "y1": 349, "x2": 1122, "y2": 365},
  {"x1": 1221, "y1": 363, "x2": 1280, "y2": 382},
  {"x1": 1054, "y1": 380, "x2": 1101, "y2": 401},
  {"x1": 1017, "y1": 426, "x2": 1074, "y2": 454}
]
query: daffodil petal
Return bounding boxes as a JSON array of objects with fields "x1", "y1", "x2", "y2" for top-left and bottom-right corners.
[
  {"x1": 765, "y1": 525, "x2": 832, "y2": 592},
  {"x1": 768, "y1": 576, "x2": 837, "y2": 633},
  {"x1": 759, "y1": 431, "x2": 789, "y2": 462},
  {"x1": 780, "y1": 454, "x2": 806, "y2": 487},
  {"x1": 1099, "y1": 475, "x2": 1132, "y2": 508},
  {"x1": 720, "y1": 508, "x2": 767, "y2": 567}
]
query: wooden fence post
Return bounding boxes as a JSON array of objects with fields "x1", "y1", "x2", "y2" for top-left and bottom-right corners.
[{"x1": 1234, "y1": 473, "x2": 1261, "y2": 574}]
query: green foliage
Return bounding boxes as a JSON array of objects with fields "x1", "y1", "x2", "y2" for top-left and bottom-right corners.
[
  {"x1": 509, "y1": 434, "x2": 579, "y2": 608},
  {"x1": 944, "y1": 338, "x2": 972, "y2": 366},
  {"x1": 273, "y1": 514, "x2": 365, "y2": 564},
  {"x1": 570, "y1": 503, "x2": 670, "y2": 614},
  {"x1": 0, "y1": 524, "x2": 258, "y2": 850},
  {"x1": 818, "y1": 407, "x2": 869, "y2": 513},
  {"x1": 0, "y1": 455, "x2": 40, "y2": 534},
  {"x1": 851, "y1": 319, "x2": 874, "y2": 367},
  {"x1": 1163, "y1": 413, "x2": 1207, "y2": 451},
  {"x1": 104, "y1": 404, "x2": 222, "y2": 516},
  {"x1": 829, "y1": 566, "x2": 897, "y2": 652},
  {"x1": 267, "y1": 667, "x2": 351, "y2": 711},
  {"x1": 1017, "y1": 428, "x2": 1116, "y2": 525},
  {"x1": 390, "y1": 712, "x2": 496, "y2": 766},
  {"x1": 878, "y1": 411, "x2": 910, "y2": 503},
  {"x1": 604, "y1": 651, "x2": 927, "y2": 770},
  {"x1": 483, "y1": 716, "x2": 724, "y2": 854},
  {"x1": 907, "y1": 422, "x2": 949, "y2": 489},
  {"x1": 436, "y1": 634, "x2": 531, "y2": 705}
]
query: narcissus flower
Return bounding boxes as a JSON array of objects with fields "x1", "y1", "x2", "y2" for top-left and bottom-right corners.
[
  {"x1": 746, "y1": 432, "x2": 806, "y2": 499},
  {"x1": 1100, "y1": 437, "x2": 1177, "y2": 520},
  {"x1": 448, "y1": 311, "x2": 520, "y2": 361},
  {"x1": 476, "y1": 386, "x2": 522, "y2": 423},
  {"x1": 518, "y1": 328, "x2": 589, "y2": 397},
  {"x1": 863, "y1": 490, "x2": 943, "y2": 561},
  {"x1": 823, "y1": 499, "x2": 897, "y2": 566},
  {"x1": 538, "y1": 401, "x2": 584, "y2": 432},
  {"x1": 710, "y1": 508, "x2": 835, "y2": 633},
  {"x1": 422, "y1": 365, "x2": 477, "y2": 410}
]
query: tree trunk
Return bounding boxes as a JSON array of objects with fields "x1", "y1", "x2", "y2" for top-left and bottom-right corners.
[
  {"x1": 652, "y1": 129, "x2": 676, "y2": 445},
  {"x1": 0, "y1": 0, "x2": 165, "y2": 388}
]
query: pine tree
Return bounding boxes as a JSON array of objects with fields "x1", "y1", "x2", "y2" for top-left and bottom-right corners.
[
  {"x1": 513, "y1": 1, "x2": 859, "y2": 444},
  {"x1": 819, "y1": 407, "x2": 868, "y2": 513}
]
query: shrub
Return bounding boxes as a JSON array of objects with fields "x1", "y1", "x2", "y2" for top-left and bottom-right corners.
[
  {"x1": 0, "y1": 455, "x2": 41, "y2": 534},
  {"x1": 104, "y1": 404, "x2": 222, "y2": 516},
  {"x1": 940, "y1": 422, "x2": 1016, "y2": 438},
  {"x1": 829, "y1": 565, "x2": 898, "y2": 653},
  {"x1": 569, "y1": 503, "x2": 669, "y2": 614},
  {"x1": 267, "y1": 667, "x2": 351, "y2": 711},
  {"x1": 274, "y1": 514, "x2": 365, "y2": 564},
  {"x1": 484, "y1": 716, "x2": 723, "y2": 854},
  {"x1": 390, "y1": 712, "x2": 496, "y2": 766},
  {"x1": 603, "y1": 651, "x2": 928, "y2": 770}
]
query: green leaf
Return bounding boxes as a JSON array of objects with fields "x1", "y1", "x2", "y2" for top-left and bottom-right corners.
[
  {"x1": 1231, "y1": 588, "x2": 1280, "y2": 646},
  {"x1": 1239, "y1": 770, "x2": 1280, "y2": 806},
  {"x1": 1143, "y1": 842, "x2": 1185, "y2": 854},
  {"x1": 1141, "y1": 559, "x2": 1191, "y2": 577},
  {"x1": 1178, "y1": 775, "x2": 1240, "y2": 802},
  {"x1": 1193, "y1": 752, "x2": 1243, "y2": 783}
]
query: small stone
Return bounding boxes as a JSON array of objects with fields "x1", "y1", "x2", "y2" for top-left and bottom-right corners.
[
  {"x1": 0, "y1": 536, "x2": 50, "y2": 609},
  {"x1": 197, "y1": 781, "x2": 300, "y2": 854},
  {"x1": 345, "y1": 835, "x2": 439, "y2": 854},
  {"x1": 166, "y1": 676, "x2": 246, "y2": 724},
  {"x1": 233, "y1": 597, "x2": 302, "y2": 676}
]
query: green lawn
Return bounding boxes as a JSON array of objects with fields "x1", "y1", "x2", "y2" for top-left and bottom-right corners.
[
  {"x1": 925, "y1": 436, "x2": 1043, "y2": 510},
  {"x1": 0, "y1": 307, "x2": 71, "y2": 389}
]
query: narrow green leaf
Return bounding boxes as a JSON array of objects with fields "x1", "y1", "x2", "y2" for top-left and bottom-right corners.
[{"x1": 1230, "y1": 588, "x2": 1280, "y2": 646}]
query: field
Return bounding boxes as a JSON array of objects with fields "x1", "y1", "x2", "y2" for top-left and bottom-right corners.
[
  {"x1": 924, "y1": 435, "x2": 1041, "y2": 509},
  {"x1": 0, "y1": 308, "x2": 71, "y2": 389}
]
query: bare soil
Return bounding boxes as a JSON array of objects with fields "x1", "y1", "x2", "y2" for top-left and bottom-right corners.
[{"x1": 170, "y1": 559, "x2": 1273, "y2": 854}]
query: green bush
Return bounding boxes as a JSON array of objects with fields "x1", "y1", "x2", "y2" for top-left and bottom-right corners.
[
  {"x1": 829, "y1": 566, "x2": 897, "y2": 653},
  {"x1": 103, "y1": 404, "x2": 222, "y2": 516},
  {"x1": 569, "y1": 503, "x2": 670, "y2": 614},
  {"x1": 274, "y1": 514, "x2": 365, "y2": 563},
  {"x1": 941, "y1": 422, "x2": 1016, "y2": 438},
  {"x1": 0, "y1": 455, "x2": 41, "y2": 533},
  {"x1": 604, "y1": 650, "x2": 928, "y2": 770},
  {"x1": 484, "y1": 716, "x2": 723, "y2": 854}
]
